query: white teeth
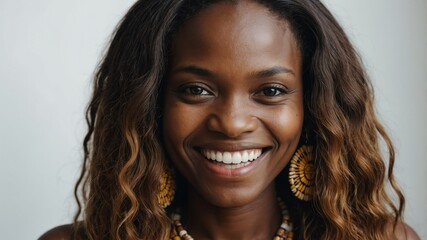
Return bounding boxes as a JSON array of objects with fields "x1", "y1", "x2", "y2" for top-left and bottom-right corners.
[
  {"x1": 249, "y1": 151, "x2": 254, "y2": 160},
  {"x1": 202, "y1": 149, "x2": 263, "y2": 164},
  {"x1": 242, "y1": 151, "x2": 249, "y2": 162},
  {"x1": 232, "y1": 152, "x2": 242, "y2": 164},
  {"x1": 223, "y1": 152, "x2": 232, "y2": 164},
  {"x1": 223, "y1": 162, "x2": 251, "y2": 169},
  {"x1": 216, "y1": 152, "x2": 222, "y2": 162}
]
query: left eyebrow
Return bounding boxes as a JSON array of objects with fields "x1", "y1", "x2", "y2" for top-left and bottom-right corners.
[{"x1": 250, "y1": 66, "x2": 295, "y2": 78}]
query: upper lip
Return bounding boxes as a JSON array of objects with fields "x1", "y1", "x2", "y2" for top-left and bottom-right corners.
[{"x1": 194, "y1": 142, "x2": 271, "y2": 152}]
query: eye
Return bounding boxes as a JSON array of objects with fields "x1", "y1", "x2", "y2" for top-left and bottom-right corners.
[
  {"x1": 262, "y1": 87, "x2": 283, "y2": 96},
  {"x1": 182, "y1": 85, "x2": 211, "y2": 96},
  {"x1": 177, "y1": 84, "x2": 214, "y2": 103},
  {"x1": 186, "y1": 86, "x2": 210, "y2": 95},
  {"x1": 253, "y1": 84, "x2": 290, "y2": 104},
  {"x1": 257, "y1": 85, "x2": 288, "y2": 97}
]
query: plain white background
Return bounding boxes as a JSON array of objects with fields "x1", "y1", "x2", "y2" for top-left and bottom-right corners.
[{"x1": 0, "y1": 0, "x2": 426, "y2": 239}]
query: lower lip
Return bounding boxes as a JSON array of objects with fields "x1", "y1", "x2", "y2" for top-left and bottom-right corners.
[{"x1": 198, "y1": 151, "x2": 266, "y2": 178}]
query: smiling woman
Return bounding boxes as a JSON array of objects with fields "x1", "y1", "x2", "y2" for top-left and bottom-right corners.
[
  {"x1": 163, "y1": 2, "x2": 303, "y2": 213},
  {"x1": 39, "y1": 0, "x2": 420, "y2": 240}
]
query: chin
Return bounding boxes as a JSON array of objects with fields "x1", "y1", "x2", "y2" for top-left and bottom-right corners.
[{"x1": 189, "y1": 182, "x2": 275, "y2": 209}]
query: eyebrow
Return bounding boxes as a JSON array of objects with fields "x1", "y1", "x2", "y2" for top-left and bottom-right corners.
[
  {"x1": 172, "y1": 65, "x2": 295, "y2": 78},
  {"x1": 172, "y1": 66, "x2": 215, "y2": 77},
  {"x1": 251, "y1": 66, "x2": 295, "y2": 78}
]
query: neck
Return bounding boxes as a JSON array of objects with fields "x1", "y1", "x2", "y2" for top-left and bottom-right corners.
[{"x1": 181, "y1": 184, "x2": 281, "y2": 240}]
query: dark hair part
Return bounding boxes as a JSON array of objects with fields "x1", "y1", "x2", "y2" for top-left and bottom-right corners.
[{"x1": 73, "y1": 0, "x2": 404, "y2": 239}]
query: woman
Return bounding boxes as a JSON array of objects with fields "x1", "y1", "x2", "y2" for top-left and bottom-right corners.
[{"x1": 40, "y1": 0, "x2": 420, "y2": 239}]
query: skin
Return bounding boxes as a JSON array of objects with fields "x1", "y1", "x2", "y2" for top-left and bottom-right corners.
[{"x1": 162, "y1": 1, "x2": 303, "y2": 239}]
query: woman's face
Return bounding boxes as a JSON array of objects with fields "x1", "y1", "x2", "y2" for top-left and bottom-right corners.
[{"x1": 162, "y1": 1, "x2": 303, "y2": 207}]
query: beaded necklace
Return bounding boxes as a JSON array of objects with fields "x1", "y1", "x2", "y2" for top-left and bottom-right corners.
[{"x1": 169, "y1": 198, "x2": 294, "y2": 240}]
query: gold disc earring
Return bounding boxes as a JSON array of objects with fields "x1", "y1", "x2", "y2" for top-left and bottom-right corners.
[
  {"x1": 288, "y1": 145, "x2": 314, "y2": 201},
  {"x1": 158, "y1": 167, "x2": 175, "y2": 208}
]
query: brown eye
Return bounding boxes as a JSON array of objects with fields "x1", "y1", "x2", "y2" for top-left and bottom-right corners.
[
  {"x1": 260, "y1": 86, "x2": 286, "y2": 97},
  {"x1": 253, "y1": 84, "x2": 289, "y2": 104},
  {"x1": 188, "y1": 86, "x2": 205, "y2": 95},
  {"x1": 179, "y1": 84, "x2": 212, "y2": 96},
  {"x1": 262, "y1": 87, "x2": 281, "y2": 96}
]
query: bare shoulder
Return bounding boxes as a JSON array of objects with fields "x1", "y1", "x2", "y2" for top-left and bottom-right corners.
[
  {"x1": 38, "y1": 224, "x2": 73, "y2": 240},
  {"x1": 393, "y1": 222, "x2": 421, "y2": 240},
  {"x1": 38, "y1": 223, "x2": 84, "y2": 240}
]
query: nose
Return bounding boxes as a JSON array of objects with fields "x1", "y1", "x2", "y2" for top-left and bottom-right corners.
[{"x1": 206, "y1": 97, "x2": 258, "y2": 138}]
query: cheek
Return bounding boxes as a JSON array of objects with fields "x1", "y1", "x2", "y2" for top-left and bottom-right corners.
[
  {"x1": 265, "y1": 105, "x2": 304, "y2": 145},
  {"x1": 162, "y1": 99, "x2": 204, "y2": 152},
  {"x1": 163, "y1": 102, "x2": 185, "y2": 146}
]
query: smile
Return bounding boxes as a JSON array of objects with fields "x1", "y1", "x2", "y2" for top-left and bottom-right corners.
[{"x1": 201, "y1": 149, "x2": 262, "y2": 167}]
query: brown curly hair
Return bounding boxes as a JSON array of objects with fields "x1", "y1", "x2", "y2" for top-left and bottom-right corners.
[{"x1": 72, "y1": 0, "x2": 405, "y2": 239}]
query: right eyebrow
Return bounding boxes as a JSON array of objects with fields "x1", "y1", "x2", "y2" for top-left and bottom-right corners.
[{"x1": 171, "y1": 65, "x2": 215, "y2": 78}]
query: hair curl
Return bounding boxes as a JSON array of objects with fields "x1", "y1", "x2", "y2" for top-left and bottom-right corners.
[{"x1": 73, "y1": 0, "x2": 404, "y2": 239}]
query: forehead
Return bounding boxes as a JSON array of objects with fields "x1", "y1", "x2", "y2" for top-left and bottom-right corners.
[{"x1": 170, "y1": 1, "x2": 301, "y2": 70}]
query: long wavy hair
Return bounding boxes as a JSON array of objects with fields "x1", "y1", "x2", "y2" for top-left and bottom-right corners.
[{"x1": 72, "y1": 0, "x2": 405, "y2": 239}]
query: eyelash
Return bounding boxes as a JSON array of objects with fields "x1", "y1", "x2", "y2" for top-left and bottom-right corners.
[
  {"x1": 257, "y1": 84, "x2": 288, "y2": 97},
  {"x1": 179, "y1": 84, "x2": 213, "y2": 96}
]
